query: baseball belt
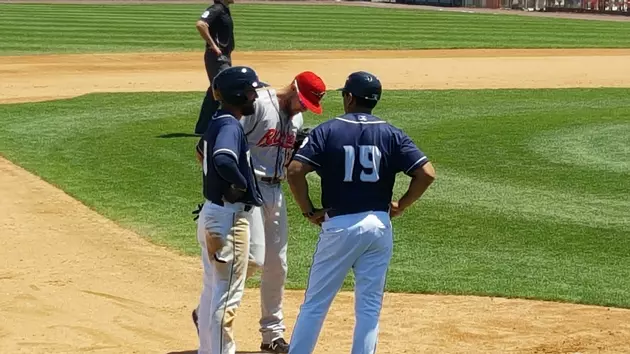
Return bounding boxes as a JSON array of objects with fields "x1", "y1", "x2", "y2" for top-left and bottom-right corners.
[{"x1": 259, "y1": 176, "x2": 283, "y2": 184}]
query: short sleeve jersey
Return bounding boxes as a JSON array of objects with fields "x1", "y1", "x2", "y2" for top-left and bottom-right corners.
[
  {"x1": 293, "y1": 113, "x2": 428, "y2": 215},
  {"x1": 198, "y1": 110, "x2": 262, "y2": 206}
]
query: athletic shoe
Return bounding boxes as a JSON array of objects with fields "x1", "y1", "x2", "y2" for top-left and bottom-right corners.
[
  {"x1": 260, "y1": 338, "x2": 289, "y2": 353},
  {"x1": 192, "y1": 308, "x2": 199, "y2": 335}
]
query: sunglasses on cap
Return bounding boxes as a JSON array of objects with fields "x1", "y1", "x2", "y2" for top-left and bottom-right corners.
[{"x1": 294, "y1": 80, "x2": 308, "y2": 110}]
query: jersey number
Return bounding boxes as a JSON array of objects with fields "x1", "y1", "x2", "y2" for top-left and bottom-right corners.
[{"x1": 343, "y1": 145, "x2": 382, "y2": 182}]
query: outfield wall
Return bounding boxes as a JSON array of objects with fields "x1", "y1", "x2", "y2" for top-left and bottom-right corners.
[
  {"x1": 387, "y1": 0, "x2": 628, "y2": 13},
  {"x1": 503, "y1": 0, "x2": 629, "y2": 12}
]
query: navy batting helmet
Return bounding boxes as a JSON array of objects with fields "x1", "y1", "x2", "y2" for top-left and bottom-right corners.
[
  {"x1": 337, "y1": 71, "x2": 382, "y2": 102},
  {"x1": 212, "y1": 66, "x2": 263, "y2": 106}
]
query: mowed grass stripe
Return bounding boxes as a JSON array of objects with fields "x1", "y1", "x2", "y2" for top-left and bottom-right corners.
[
  {"x1": 1, "y1": 25, "x2": 624, "y2": 43},
  {"x1": 3, "y1": 10, "x2": 628, "y2": 31},
  {"x1": 1, "y1": 12, "x2": 598, "y2": 27},
  {"x1": 1, "y1": 31, "x2": 623, "y2": 49},
  {"x1": 0, "y1": 88, "x2": 628, "y2": 307},
  {"x1": 5, "y1": 27, "x2": 595, "y2": 41},
  {"x1": 5, "y1": 22, "x2": 603, "y2": 35},
  {"x1": 2, "y1": 3, "x2": 630, "y2": 54},
  {"x1": 4, "y1": 38, "x2": 599, "y2": 51},
  {"x1": 0, "y1": 1, "x2": 628, "y2": 25},
  {"x1": 5, "y1": 4, "x2": 630, "y2": 32}
]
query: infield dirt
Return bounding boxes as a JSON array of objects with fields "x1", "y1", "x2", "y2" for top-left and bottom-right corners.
[{"x1": 2, "y1": 49, "x2": 630, "y2": 354}]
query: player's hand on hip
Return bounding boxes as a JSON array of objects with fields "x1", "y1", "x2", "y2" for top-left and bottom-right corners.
[
  {"x1": 223, "y1": 185, "x2": 245, "y2": 203},
  {"x1": 389, "y1": 201, "x2": 404, "y2": 218},
  {"x1": 212, "y1": 46, "x2": 222, "y2": 56}
]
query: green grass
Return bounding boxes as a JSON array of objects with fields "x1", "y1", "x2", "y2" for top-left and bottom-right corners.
[
  {"x1": 2, "y1": 3, "x2": 630, "y2": 54},
  {"x1": 0, "y1": 88, "x2": 629, "y2": 308}
]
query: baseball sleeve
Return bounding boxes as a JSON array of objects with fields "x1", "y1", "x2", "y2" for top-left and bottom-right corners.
[
  {"x1": 293, "y1": 125, "x2": 326, "y2": 168},
  {"x1": 213, "y1": 124, "x2": 241, "y2": 161},
  {"x1": 394, "y1": 130, "x2": 428, "y2": 176},
  {"x1": 212, "y1": 124, "x2": 247, "y2": 189},
  {"x1": 199, "y1": 4, "x2": 221, "y2": 24},
  {"x1": 292, "y1": 113, "x2": 304, "y2": 130}
]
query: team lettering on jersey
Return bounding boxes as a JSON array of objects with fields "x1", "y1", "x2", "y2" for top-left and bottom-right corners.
[{"x1": 256, "y1": 128, "x2": 296, "y2": 148}]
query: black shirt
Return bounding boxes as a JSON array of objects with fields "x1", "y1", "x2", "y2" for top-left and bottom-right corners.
[{"x1": 199, "y1": 2, "x2": 234, "y2": 55}]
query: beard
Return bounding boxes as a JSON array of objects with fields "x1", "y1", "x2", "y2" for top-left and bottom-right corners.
[{"x1": 241, "y1": 101, "x2": 256, "y2": 116}]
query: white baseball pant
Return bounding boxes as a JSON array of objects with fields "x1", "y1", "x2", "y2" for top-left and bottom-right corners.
[
  {"x1": 247, "y1": 180, "x2": 289, "y2": 344},
  {"x1": 288, "y1": 211, "x2": 393, "y2": 354},
  {"x1": 196, "y1": 201, "x2": 251, "y2": 354}
]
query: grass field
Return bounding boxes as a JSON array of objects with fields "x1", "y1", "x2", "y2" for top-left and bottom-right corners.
[
  {"x1": 3, "y1": 3, "x2": 630, "y2": 54},
  {"x1": 1, "y1": 88, "x2": 628, "y2": 308}
]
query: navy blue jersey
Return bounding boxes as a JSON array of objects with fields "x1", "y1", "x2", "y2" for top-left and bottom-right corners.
[
  {"x1": 199, "y1": 110, "x2": 262, "y2": 206},
  {"x1": 293, "y1": 113, "x2": 428, "y2": 216}
]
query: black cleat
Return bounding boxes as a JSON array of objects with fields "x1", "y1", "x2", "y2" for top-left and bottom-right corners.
[
  {"x1": 260, "y1": 338, "x2": 289, "y2": 353},
  {"x1": 192, "y1": 308, "x2": 199, "y2": 335}
]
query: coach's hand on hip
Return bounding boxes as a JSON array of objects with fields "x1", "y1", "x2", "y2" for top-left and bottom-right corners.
[
  {"x1": 389, "y1": 201, "x2": 404, "y2": 218},
  {"x1": 303, "y1": 208, "x2": 328, "y2": 227}
]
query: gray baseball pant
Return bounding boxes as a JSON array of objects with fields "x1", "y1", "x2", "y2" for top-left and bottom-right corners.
[{"x1": 247, "y1": 180, "x2": 288, "y2": 344}]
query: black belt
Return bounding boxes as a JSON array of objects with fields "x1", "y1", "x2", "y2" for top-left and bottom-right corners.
[
  {"x1": 327, "y1": 207, "x2": 389, "y2": 218},
  {"x1": 259, "y1": 176, "x2": 283, "y2": 184},
  {"x1": 210, "y1": 198, "x2": 252, "y2": 212}
]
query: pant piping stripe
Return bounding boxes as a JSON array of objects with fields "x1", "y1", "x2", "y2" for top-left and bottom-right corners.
[
  {"x1": 372, "y1": 235, "x2": 392, "y2": 354},
  {"x1": 219, "y1": 212, "x2": 237, "y2": 354},
  {"x1": 290, "y1": 232, "x2": 324, "y2": 349}
]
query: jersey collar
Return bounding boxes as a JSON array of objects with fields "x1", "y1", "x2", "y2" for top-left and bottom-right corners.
[
  {"x1": 212, "y1": 109, "x2": 237, "y2": 120},
  {"x1": 335, "y1": 113, "x2": 385, "y2": 124}
]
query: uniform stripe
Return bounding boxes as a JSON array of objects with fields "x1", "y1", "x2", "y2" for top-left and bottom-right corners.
[
  {"x1": 291, "y1": 232, "x2": 325, "y2": 345},
  {"x1": 213, "y1": 148, "x2": 238, "y2": 161},
  {"x1": 212, "y1": 114, "x2": 234, "y2": 120},
  {"x1": 334, "y1": 117, "x2": 387, "y2": 124},
  {"x1": 294, "y1": 154, "x2": 321, "y2": 167},
  {"x1": 405, "y1": 156, "x2": 428, "y2": 174},
  {"x1": 220, "y1": 212, "x2": 237, "y2": 354},
  {"x1": 373, "y1": 267, "x2": 389, "y2": 354}
]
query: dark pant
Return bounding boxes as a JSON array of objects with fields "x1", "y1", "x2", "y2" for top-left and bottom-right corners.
[{"x1": 195, "y1": 50, "x2": 232, "y2": 135}]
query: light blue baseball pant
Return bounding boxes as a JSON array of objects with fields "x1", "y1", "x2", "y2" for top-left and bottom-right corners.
[{"x1": 288, "y1": 210, "x2": 393, "y2": 354}]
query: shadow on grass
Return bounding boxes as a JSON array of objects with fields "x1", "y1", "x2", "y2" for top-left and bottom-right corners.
[{"x1": 157, "y1": 133, "x2": 201, "y2": 139}]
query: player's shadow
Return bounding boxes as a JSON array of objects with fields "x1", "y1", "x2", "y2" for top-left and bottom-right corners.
[{"x1": 157, "y1": 133, "x2": 201, "y2": 139}]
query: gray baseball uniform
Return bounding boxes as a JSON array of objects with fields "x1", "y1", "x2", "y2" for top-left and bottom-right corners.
[{"x1": 240, "y1": 87, "x2": 303, "y2": 344}]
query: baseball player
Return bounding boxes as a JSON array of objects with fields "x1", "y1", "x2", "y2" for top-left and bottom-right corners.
[
  {"x1": 193, "y1": 71, "x2": 327, "y2": 353},
  {"x1": 194, "y1": 0, "x2": 235, "y2": 135},
  {"x1": 285, "y1": 71, "x2": 436, "y2": 354},
  {"x1": 242, "y1": 71, "x2": 326, "y2": 353},
  {"x1": 193, "y1": 65, "x2": 264, "y2": 354}
]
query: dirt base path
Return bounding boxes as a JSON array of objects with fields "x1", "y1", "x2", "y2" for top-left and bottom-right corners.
[
  {"x1": 4, "y1": 49, "x2": 630, "y2": 104},
  {"x1": 2, "y1": 49, "x2": 630, "y2": 354}
]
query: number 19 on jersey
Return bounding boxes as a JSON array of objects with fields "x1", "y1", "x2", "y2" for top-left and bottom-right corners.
[{"x1": 343, "y1": 145, "x2": 382, "y2": 182}]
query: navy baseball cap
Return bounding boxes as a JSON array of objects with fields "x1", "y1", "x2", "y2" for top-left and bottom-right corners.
[
  {"x1": 337, "y1": 71, "x2": 382, "y2": 102},
  {"x1": 213, "y1": 66, "x2": 263, "y2": 93}
]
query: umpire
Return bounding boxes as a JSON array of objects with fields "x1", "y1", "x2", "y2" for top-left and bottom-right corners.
[{"x1": 194, "y1": 0, "x2": 235, "y2": 135}]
